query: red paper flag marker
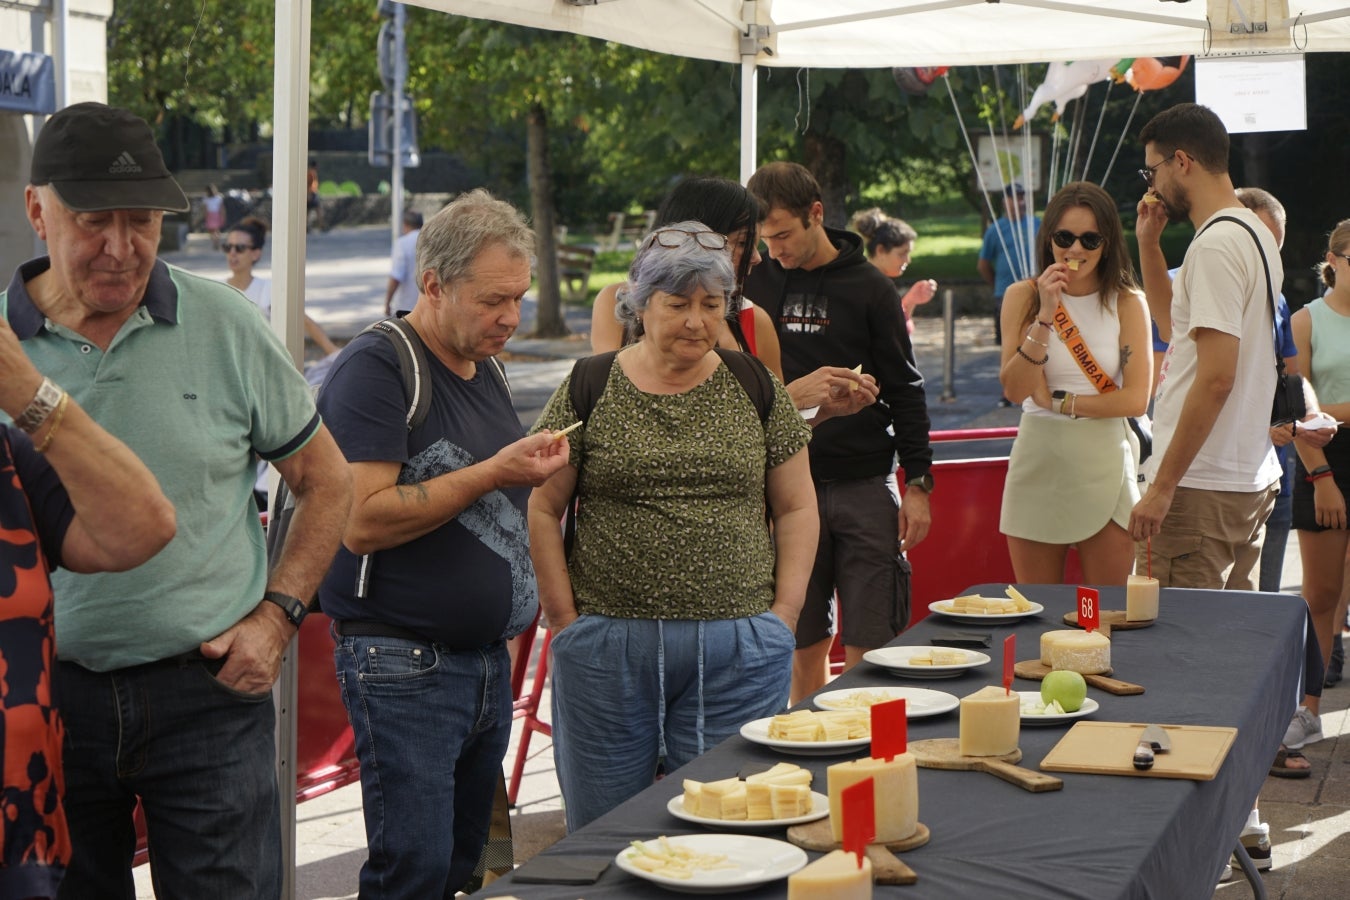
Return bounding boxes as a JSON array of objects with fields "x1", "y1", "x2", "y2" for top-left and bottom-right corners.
[
  {"x1": 1002, "y1": 633, "x2": 1015, "y2": 695},
  {"x1": 1078, "y1": 586, "x2": 1101, "y2": 633},
  {"x1": 841, "y1": 778, "x2": 875, "y2": 868},
  {"x1": 870, "y1": 698, "x2": 907, "y2": 761}
]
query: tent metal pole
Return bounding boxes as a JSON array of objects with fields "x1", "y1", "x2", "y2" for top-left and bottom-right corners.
[
  {"x1": 271, "y1": 3, "x2": 311, "y2": 898},
  {"x1": 740, "y1": 58, "x2": 757, "y2": 183},
  {"x1": 1001, "y1": 0, "x2": 1202, "y2": 30}
]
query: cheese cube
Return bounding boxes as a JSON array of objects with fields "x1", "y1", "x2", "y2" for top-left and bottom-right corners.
[
  {"x1": 788, "y1": 849, "x2": 873, "y2": 900},
  {"x1": 826, "y1": 754, "x2": 918, "y2": 843},
  {"x1": 959, "y1": 685, "x2": 1020, "y2": 757},
  {"x1": 1049, "y1": 630, "x2": 1111, "y2": 675},
  {"x1": 1039, "y1": 629, "x2": 1082, "y2": 665},
  {"x1": 771, "y1": 784, "x2": 812, "y2": 819}
]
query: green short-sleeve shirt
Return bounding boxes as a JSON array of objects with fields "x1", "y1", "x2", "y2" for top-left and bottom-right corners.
[
  {"x1": 2, "y1": 259, "x2": 321, "y2": 670},
  {"x1": 532, "y1": 356, "x2": 812, "y2": 620}
]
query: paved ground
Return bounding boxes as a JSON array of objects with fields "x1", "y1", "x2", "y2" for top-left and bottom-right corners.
[{"x1": 136, "y1": 226, "x2": 1349, "y2": 899}]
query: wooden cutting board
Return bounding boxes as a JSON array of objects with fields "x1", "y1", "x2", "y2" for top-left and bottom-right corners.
[
  {"x1": 1014, "y1": 658, "x2": 1145, "y2": 695},
  {"x1": 908, "y1": 738, "x2": 1063, "y2": 792},
  {"x1": 1039, "y1": 722, "x2": 1237, "y2": 781},
  {"x1": 785, "y1": 820, "x2": 928, "y2": 884},
  {"x1": 1063, "y1": 609, "x2": 1155, "y2": 631}
]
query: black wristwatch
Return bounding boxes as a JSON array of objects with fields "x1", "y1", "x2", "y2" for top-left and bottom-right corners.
[
  {"x1": 905, "y1": 473, "x2": 934, "y2": 494},
  {"x1": 262, "y1": 591, "x2": 309, "y2": 628}
]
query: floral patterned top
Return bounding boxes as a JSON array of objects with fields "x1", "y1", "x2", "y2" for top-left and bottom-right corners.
[{"x1": 532, "y1": 356, "x2": 812, "y2": 620}]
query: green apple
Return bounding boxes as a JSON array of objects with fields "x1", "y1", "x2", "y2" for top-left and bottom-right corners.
[{"x1": 1041, "y1": 670, "x2": 1087, "y2": 713}]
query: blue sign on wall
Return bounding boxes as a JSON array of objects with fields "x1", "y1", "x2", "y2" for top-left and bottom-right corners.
[{"x1": 0, "y1": 51, "x2": 56, "y2": 115}]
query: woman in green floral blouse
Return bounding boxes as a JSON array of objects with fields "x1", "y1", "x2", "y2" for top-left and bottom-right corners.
[{"x1": 528, "y1": 222, "x2": 819, "y2": 831}]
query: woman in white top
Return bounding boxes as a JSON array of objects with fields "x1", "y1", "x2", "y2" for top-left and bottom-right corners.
[
  {"x1": 223, "y1": 217, "x2": 339, "y2": 356},
  {"x1": 998, "y1": 182, "x2": 1152, "y2": 584}
]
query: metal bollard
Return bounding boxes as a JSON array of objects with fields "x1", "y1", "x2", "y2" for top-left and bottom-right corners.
[{"x1": 941, "y1": 288, "x2": 956, "y2": 402}]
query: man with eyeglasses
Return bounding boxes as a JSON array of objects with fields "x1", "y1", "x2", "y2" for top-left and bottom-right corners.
[
  {"x1": 744, "y1": 161, "x2": 933, "y2": 703},
  {"x1": 1129, "y1": 102, "x2": 1283, "y2": 593},
  {"x1": 317, "y1": 189, "x2": 568, "y2": 897},
  {"x1": 3, "y1": 102, "x2": 353, "y2": 898}
]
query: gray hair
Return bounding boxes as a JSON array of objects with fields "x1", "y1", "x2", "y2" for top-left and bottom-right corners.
[
  {"x1": 417, "y1": 189, "x2": 534, "y2": 289},
  {"x1": 615, "y1": 220, "x2": 735, "y2": 334}
]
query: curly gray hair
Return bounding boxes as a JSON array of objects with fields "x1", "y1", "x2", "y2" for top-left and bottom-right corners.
[{"x1": 614, "y1": 221, "x2": 735, "y2": 336}]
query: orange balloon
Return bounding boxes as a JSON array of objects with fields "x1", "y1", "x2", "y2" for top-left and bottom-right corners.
[{"x1": 1127, "y1": 56, "x2": 1189, "y2": 92}]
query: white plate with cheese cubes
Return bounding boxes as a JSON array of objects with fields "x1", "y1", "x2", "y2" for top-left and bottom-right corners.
[
  {"x1": 666, "y1": 791, "x2": 830, "y2": 830},
  {"x1": 1016, "y1": 691, "x2": 1099, "y2": 724},
  {"x1": 927, "y1": 597, "x2": 1045, "y2": 623},
  {"x1": 860, "y1": 645, "x2": 992, "y2": 678},
  {"x1": 617, "y1": 833, "x2": 808, "y2": 893},
  {"x1": 739, "y1": 714, "x2": 871, "y2": 756},
  {"x1": 814, "y1": 686, "x2": 960, "y2": 718}
]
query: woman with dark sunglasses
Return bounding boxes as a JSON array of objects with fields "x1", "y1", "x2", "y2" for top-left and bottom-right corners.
[
  {"x1": 997, "y1": 182, "x2": 1152, "y2": 585},
  {"x1": 222, "y1": 216, "x2": 339, "y2": 357}
]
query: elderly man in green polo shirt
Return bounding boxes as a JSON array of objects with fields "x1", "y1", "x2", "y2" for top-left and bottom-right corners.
[{"x1": 0, "y1": 102, "x2": 352, "y2": 899}]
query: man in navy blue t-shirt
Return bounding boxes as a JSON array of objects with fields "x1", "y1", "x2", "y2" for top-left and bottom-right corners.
[{"x1": 318, "y1": 190, "x2": 568, "y2": 898}]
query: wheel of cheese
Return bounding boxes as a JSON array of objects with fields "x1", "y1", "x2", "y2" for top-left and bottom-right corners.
[
  {"x1": 1039, "y1": 629, "x2": 1082, "y2": 665},
  {"x1": 1049, "y1": 630, "x2": 1111, "y2": 675}
]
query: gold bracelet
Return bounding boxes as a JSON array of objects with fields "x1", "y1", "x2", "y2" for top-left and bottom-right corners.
[
  {"x1": 36, "y1": 391, "x2": 70, "y2": 453},
  {"x1": 1023, "y1": 328, "x2": 1049, "y2": 348},
  {"x1": 1068, "y1": 394, "x2": 1079, "y2": 419}
]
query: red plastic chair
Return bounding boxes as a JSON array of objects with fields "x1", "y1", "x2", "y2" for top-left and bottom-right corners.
[{"x1": 507, "y1": 619, "x2": 553, "y2": 807}]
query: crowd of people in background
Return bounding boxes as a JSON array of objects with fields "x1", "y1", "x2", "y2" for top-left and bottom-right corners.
[{"x1": 2, "y1": 96, "x2": 1346, "y2": 898}]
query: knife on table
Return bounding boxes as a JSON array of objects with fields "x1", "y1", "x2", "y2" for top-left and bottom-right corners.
[{"x1": 1133, "y1": 724, "x2": 1171, "y2": 770}]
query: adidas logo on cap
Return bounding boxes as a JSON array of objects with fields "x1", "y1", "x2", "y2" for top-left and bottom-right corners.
[{"x1": 108, "y1": 151, "x2": 143, "y2": 175}]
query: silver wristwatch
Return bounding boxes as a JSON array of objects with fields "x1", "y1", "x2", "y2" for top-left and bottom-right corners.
[{"x1": 14, "y1": 378, "x2": 64, "y2": 434}]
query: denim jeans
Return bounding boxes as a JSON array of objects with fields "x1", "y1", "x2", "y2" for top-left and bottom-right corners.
[
  {"x1": 550, "y1": 612, "x2": 795, "y2": 832},
  {"x1": 1259, "y1": 454, "x2": 1295, "y2": 592},
  {"x1": 334, "y1": 633, "x2": 510, "y2": 899},
  {"x1": 55, "y1": 656, "x2": 281, "y2": 900}
]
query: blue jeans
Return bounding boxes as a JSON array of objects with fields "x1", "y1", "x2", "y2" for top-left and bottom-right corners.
[
  {"x1": 550, "y1": 613, "x2": 795, "y2": 832},
  {"x1": 55, "y1": 656, "x2": 281, "y2": 900},
  {"x1": 1259, "y1": 454, "x2": 1295, "y2": 592},
  {"x1": 334, "y1": 634, "x2": 510, "y2": 899}
]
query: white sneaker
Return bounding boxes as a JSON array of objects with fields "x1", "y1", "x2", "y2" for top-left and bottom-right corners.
[
  {"x1": 1283, "y1": 707, "x2": 1323, "y2": 750},
  {"x1": 1237, "y1": 820, "x2": 1272, "y2": 872},
  {"x1": 1216, "y1": 862, "x2": 1234, "y2": 883}
]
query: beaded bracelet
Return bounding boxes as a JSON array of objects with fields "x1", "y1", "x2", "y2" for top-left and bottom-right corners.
[{"x1": 1016, "y1": 347, "x2": 1049, "y2": 366}]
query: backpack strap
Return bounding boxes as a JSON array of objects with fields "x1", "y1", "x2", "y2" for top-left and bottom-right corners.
[
  {"x1": 713, "y1": 347, "x2": 774, "y2": 426},
  {"x1": 568, "y1": 350, "x2": 620, "y2": 424},
  {"x1": 363, "y1": 316, "x2": 434, "y2": 431}
]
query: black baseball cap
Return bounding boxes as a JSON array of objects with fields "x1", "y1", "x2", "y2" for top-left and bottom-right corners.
[
  {"x1": 1004, "y1": 182, "x2": 1026, "y2": 196},
  {"x1": 31, "y1": 102, "x2": 190, "y2": 213}
]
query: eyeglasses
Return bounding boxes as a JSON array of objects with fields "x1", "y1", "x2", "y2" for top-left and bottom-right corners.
[
  {"x1": 223, "y1": 243, "x2": 255, "y2": 254},
  {"x1": 1051, "y1": 230, "x2": 1105, "y2": 251},
  {"x1": 651, "y1": 229, "x2": 729, "y2": 251},
  {"x1": 1138, "y1": 154, "x2": 1174, "y2": 187}
]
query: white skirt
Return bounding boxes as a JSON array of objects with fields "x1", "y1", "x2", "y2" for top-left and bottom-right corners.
[{"x1": 1000, "y1": 413, "x2": 1140, "y2": 545}]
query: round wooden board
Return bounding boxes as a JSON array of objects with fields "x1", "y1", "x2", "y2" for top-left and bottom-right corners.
[
  {"x1": 1064, "y1": 609, "x2": 1155, "y2": 630},
  {"x1": 786, "y1": 817, "x2": 931, "y2": 854},
  {"x1": 1014, "y1": 658, "x2": 1113, "y2": 680}
]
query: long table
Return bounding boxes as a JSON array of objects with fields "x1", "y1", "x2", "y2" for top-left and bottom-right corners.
[{"x1": 485, "y1": 585, "x2": 1306, "y2": 900}]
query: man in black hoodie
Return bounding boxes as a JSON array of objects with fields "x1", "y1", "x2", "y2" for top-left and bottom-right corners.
[{"x1": 745, "y1": 162, "x2": 934, "y2": 702}]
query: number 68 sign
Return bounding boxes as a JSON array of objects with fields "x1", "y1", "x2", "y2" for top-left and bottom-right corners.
[{"x1": 1077, "y1": 586, "x2": 1101, "y2": 633}]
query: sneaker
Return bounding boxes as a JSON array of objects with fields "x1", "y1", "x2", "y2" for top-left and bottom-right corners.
[
  {"x1": 1237, "y1": 821, "x2": 1273, "y2": 872},
  {"x1": 997, "y1": 397, "x2": 1014, "y2": 408},
  {"x1": 1283, "y1": 706, "x2": 1323, "y2": 749},
  {"x1": 1216, "y1": 862, "x2": 1234, "y2": 884}
]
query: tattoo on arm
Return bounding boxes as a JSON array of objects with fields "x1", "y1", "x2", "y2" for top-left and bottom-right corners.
[
  {"x1": 1120, "y1": 344, "x2": 1133, "y2": 368},
  {"x1": 395, "y1": 483, "x2": 430, "y2": 504}
]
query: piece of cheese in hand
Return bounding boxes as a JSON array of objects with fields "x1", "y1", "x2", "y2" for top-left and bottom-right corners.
[
  {"x1": 1067, "y1": 259, "x2": 1081, "y2": 271},
  {"x1": 826, "y1": 754, "x2": 918, "y2": 843},
  {"x1": 849, "y1": 364, "x2": 863, "y2": 391},
  {"x1": 1039, "y1": 629, "x2": 1083, "y2": 665},
  {"x1": 959, "y1": 685, "x2": 1020, "y2": 757},
  {"x1": 1144, "y1": 193, "x2": 1160, "y2": 205},
  {"x1": 788, "y1": 849, "x2": 873, "y2": 900},
  {"x1": 1049, "y1": 630, "x2": 1111, "y2": 675}
]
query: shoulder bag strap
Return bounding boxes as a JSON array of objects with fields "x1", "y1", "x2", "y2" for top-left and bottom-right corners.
[{"x1": 1195, "y1": 214, "x2": 1282, "y2": 376}]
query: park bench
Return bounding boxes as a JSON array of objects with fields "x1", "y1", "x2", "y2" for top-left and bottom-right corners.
[
  {"x1": 557, "y1": 245, "x2": 597, "y2": 302},
  {"x1": 598, "y1": 209, "x2": 657, "y2": 251}
]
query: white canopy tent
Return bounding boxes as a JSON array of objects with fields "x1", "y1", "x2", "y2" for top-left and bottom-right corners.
[{"x1": 265, "y1": 1, "x2": 1350, "y2": 893}]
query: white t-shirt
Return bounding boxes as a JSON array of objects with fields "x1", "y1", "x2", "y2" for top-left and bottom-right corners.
[
  {"x1": 1146, "y1": 207, "x2": 1281, "y2": 492},
  {"x1": 241, "y1": 276, "x2": 272, "y2": 320},
  {"x1": 390, "y1": 229, "x2": 420, "y2": 313}
]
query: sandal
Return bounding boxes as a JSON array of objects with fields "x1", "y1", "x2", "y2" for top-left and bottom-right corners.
[{"x1": 1270, "y1": 745, "x2": 1312, "y2": 779}]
